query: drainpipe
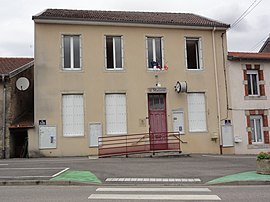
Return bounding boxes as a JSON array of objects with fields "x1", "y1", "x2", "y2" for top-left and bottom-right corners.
[
  {"x1": 212, "y1": 27, "x2": 223, "y2": 154},
  {"x1": 1, "y1": 74, "x2": 6, "y2": 159}
]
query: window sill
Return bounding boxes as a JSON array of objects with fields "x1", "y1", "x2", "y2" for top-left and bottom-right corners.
[
  {"x1": 105, "y1": 68, "x2": 125, "y2": 72},
  {"x1": 186, "y1": 68, "x2": 203, "y2": 70},
  {"x1": 188, "y1": 130, "x2": 208, "y2": 133},
  {"x1": 61, "y1": 69, "x2": 84, "y2": 72},
  {"x1": 63, "y1": 135, "x2": 84, "y2": 138},
  {"x1": 244, "y1": 96, "x2": 267, "y2": 100},
  {"x1": 248, "y1": 144, "x2": 270, "y2": 149}
]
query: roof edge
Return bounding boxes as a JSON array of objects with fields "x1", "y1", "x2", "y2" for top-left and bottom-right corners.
[
  {"x1": 32, "y1": 9, "x2": 229, "y2": 29},
  {"x1": 228, "y1": 52, "x2": 270, "y2": 61},
  {"x1": 33, "y1": 18, "x2": 228, "y2": 30},
  {"x1": 9, "y1": 60, "x2": 34, "y2": 78}
]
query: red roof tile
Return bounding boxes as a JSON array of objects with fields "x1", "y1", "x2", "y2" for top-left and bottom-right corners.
[
  {"x1": 0, "y1": 58, "x2": 34, "y2": 75},
  {"x1": 228, "y1": 52, "x2": 270, "y2": 61},
  {"x1": 33, "y1": 9, "x2": 229, "y2": 28}
]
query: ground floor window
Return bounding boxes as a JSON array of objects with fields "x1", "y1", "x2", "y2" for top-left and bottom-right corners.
[
  {"x1": 250, "y1": 115, "x2": 264, "y2": 143},
  {"x1": 105, "y1": 93, "x2": 127, "y2": 135},
  {"x1": 246, "y1": 110, "x2": 269, "y2": 144},
  {"x1": 187, "y1": 93, "x2": 207, "y2": 132},
  {"x1": 62, "y1": 94, "x2": 84, "y2": 137}
]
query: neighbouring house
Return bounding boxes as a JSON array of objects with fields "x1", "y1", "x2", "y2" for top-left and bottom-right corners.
[
  {"x1": 259, "y1": 36, "x2": 270, "y2": 53},
  {"x1": 31, "y1": 9, "x2": 231, "y2": 157},
  {"x1": 227, "y1": 52, "x2": 270, "y2": 154},
  {"x1": 0, "y1": 58, "x2": 34, "y2": 158}
]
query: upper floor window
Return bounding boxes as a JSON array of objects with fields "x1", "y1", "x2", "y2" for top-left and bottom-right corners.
[
  {"x1": 62, "y1": 35, "x2": 81, "y2": 70},
  {"x1": 185, "y1": 37, "x2": 203, "y2": 70},
  {"x1": 247, "y1": 70, "x2": 259, "y2": 96},
  {"x1": 105, "y1": 36, "x2": 123, "y2": 70},
  {"x1": 146, "y1": 37, "x2": 163, "y2": 69},
  {"x1": 243, "y1": 64, "x2": 266, "y2": 98}
]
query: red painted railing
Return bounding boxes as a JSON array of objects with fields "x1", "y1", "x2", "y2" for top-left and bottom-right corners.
[{"x1": 98, "y1": 132, "x2": 186, "y2": 157}]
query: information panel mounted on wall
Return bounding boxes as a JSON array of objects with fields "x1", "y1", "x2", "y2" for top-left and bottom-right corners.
[
  {"x1": 172, "y1": 109, "x2": 185, "y2": 134},
  {"x1": 89, "y1": 122, "x2": 102, "y2": 147},
  {"x1": 39, "y1": 126, "x2": 57, "y2": 149},
  {"x1": 221, "y1": 124, "x2": 234, "y2": 147}
]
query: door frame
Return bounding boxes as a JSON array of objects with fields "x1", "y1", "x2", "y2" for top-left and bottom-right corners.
[{"x1": 147, "y1": 93, "x2": 168, "y2": 150}]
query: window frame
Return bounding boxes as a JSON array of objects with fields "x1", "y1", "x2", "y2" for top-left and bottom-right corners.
[
  {"x1": 61, "y1": 35, "x2": 82, "y2": 70},
  {"x1": 146, "y1": 36, "x2": 164, "y2": 70},
  {"x1": 246, "y1": 70, "x2": 260, "y2": 96},
  {"x1": 250, "y1": 115, "x2": 264, "y2": 144},
  {"x1": 185, "y1": 37, "x2": 203, "y2": 70},
  {"x1": 62, "y1": 94, "x2": 84, "y2": 137},
  {"x1": 105, "y1": 35, "x2": 124, "y2": 70}
]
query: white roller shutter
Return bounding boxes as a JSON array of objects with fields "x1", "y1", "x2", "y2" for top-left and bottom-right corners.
[
  {"x1": 62, "y1": 94, "x2": 84, "y2": 136},
  {"x1": 187, "y1": 93, "x2": 207, "y2": 132},
  {"x1": 105, "y1": 94, "x2": 127, "y2": 135}
]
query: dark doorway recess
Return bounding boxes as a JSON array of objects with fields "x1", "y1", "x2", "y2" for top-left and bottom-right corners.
[{"x1": 10, "y1": 129, "x2": 28, "y2": 158}]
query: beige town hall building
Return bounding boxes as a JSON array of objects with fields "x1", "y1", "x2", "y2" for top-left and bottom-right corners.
[{"x1": 30, "y1": 9, "x2": 232, "y2": 157}]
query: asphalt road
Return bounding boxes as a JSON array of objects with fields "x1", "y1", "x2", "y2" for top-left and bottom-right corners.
[
  {"x1": 0, "y1": 185, "x2": 269, "y2": 202},
  {"x1": 0, "y1": 154, "x2": 256, "y2": 184}
]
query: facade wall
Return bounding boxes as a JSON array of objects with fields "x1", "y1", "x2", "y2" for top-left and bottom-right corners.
[
  {"x1": 0, "y1": 67, "x2": 33, "y2": 158},
  {"x1": 33, "y1": 22, "x2": 229, "y2": 156},
  {"x1": 0, "y1": 82, "x2": 3, "y2": 158},
  {"x1": 228, "y1": 60, "x2": 270, "y2": 154}
]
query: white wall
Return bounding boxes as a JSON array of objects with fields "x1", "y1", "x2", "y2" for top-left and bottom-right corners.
[{"x1": 228, "y1": 60, "x2": 270, "y2": 154}]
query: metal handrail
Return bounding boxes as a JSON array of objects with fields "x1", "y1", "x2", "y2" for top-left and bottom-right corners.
[{"x1": 98, "y1": 131, "x2": 186, "y2": 157}]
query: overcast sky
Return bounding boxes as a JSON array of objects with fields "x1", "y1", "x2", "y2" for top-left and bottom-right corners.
[{"x1": 1, "y1": 0, "x2": 269, "y2": 57}]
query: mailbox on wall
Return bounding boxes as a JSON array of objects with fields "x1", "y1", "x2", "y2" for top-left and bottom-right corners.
[{"x1": 172, "y1": 109, "x2": 185, "y2": 134}]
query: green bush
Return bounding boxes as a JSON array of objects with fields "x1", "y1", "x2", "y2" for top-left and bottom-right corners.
[{"x1": 257, "y1": 152, "x2": 270, "y2": 160}]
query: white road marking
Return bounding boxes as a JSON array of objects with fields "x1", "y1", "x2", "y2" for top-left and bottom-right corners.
[
  {"x1": 88, "y1": 194, "x2": 221, "y2": 200},
  {"x1": 0, "y1": 167, "x2": 67, "y2": 170},
  {"x1": 0, "y1": 176, "x2": 52, "y2": 178},
  {"x1": 0, "y1": 167, "x2": 69, "y2": 179},
  {"x1": 0, "y1": 164, "x2": 8, "y2": 166},
  {"x1": 202, "y1": 155, "x2": 255, "y2": 159},
  {"x1": 96, "y1": 187, "x2": 211, "y2": 192},
  {"x1": 52, "y1": 167, "x2": 69, "y2": 177},
  {"x1": 105, "y1": 178, "x2": 201, "y2": 182}
]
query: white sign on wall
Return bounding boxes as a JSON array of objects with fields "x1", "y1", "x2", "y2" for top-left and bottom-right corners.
[
  {"x1": 39, "y1": 126, "x2": 57, "y2": 149},
  {"x1": 89, "y1": 123, "x2": 102, "y2": 147},
  {"x1": 222, "y1": 124, "x2": 234, "y2": 147},
  {"x1": 172, "y1": 109, "x2": 185, "y2": 134}
]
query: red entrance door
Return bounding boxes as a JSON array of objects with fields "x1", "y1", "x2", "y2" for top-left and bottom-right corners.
[{"x1": 148, "y1": 94, "x2": 168, "y2": 151}]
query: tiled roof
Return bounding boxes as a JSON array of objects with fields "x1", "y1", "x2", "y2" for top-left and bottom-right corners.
[
  {"x1": 228, "y1": 52, "x2": 270, "y2": 61},
  {"x1": 0, "y1": 58, "x2": 34, "y2": 75},
  {"x1": 33, "y1": 9, "x2": 229, "y2": 28},
  {"x1": 259, "y1": 37, "x2": 270, "y2": 53}
]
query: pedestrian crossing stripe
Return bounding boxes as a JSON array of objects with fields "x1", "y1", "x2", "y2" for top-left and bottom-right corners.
[
  {"x1": 88, "y1": 194, "x2": 221, "y2": 200},
  {"x1": 105, "y1": 178, "x2": 201, "y2": 182},
  {"x1": 96, "y1": 187, "x2": 211, "y2": 192}
]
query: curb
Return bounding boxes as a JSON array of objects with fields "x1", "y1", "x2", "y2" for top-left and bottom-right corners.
[
  {"x1": 1, "y1": 179, "x2": 270, "y2": 186},
  {"x1": 0, "y1": 180, "x2": 101, "y2": 186},
  {"x1": 206, "y1": 180, "x2": 270, "y2": 186}
]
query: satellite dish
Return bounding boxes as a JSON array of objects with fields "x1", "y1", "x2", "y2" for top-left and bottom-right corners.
[{"x1": 16, "y1": 77, "x2": 30, "y2": 91}]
